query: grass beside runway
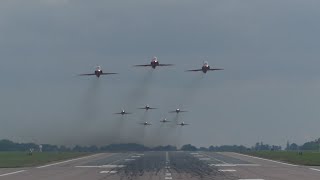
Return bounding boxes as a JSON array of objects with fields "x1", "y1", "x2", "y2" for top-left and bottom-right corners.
[
  {"x1": 243, "y1": 151, "x2": 320, "y2": 166},
  {"x1": 0, "y1": 152, "x2": 89, "y2": 168}
]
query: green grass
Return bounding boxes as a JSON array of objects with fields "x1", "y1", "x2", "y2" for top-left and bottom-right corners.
[
  {"x1": 0, "y1": 152, "x2": 90, "y2": 168},
  {"x1": 243, "y1": 151, "x2": 320, "y2": 166}
]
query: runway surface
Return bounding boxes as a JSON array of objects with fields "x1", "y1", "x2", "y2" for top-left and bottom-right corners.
[{"x1": 1, "y1": 151, "x2": 320, "y2": 180}]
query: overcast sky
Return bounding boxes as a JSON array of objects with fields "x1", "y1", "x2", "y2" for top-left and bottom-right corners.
[{"x1": 0, "y1": 0, "x2": 320, "y2": 148}]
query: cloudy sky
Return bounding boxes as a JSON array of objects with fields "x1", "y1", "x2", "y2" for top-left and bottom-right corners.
[{"x1": 0, "y1": 0, "x2": 320, "y2": 148}]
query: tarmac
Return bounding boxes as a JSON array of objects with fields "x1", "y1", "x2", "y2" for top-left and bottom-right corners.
[{"x1": 0, "y1": 151, "x2": 320, "y2": 180}]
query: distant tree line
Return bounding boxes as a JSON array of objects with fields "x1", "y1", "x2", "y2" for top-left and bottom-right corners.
[
  {"x1": 286, "y1": 138, "x2": 320, "y2": 151},
  {"x1": 1, "y1": 138, "x2": 319, "y2": 152},
  {"x1": 252, "y1": 142, "x2": 282, "y2": 151}
]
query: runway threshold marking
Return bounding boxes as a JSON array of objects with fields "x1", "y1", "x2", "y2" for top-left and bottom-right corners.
[
  {"x1": 0, "y1": 170, "x2": 26, "y2": 177},
  {"x1": 235, "y1": 153, "x2": 298, "y2": 167},
  {"x1": 75, "y1": 153, "x2": 134, "y2": 169},
  {"x1": 37, "y1": 153, "x2": 102, "y2": 169},
  {"x1": 310, "y1": 168, "x2": 320, "y2": 172}
]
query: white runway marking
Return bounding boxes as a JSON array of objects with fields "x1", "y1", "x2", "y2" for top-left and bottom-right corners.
[
  {"x1": 211, "y1": 164, "x2": 260, "y2": 167},
  {"x1": 164, "y1": 152, "x2": 173, "y2": 180},
  {"x1": 132, "y1": 156, "x2": 141, "y2": 158},
  {"x1": 100, "y1": 171, "x2": 118, "y2": 174},
  {"x1": 199, "y1": 158, "x2": 210, "y2": 161},
  {"x1": 200, "y1": 153, "x2": 228, "y2": 164},
  {"x1": 125, "y1": 159, "x2": 135, "y2": 161},
  {"x1": 37, "y1": 153, "x2": 102, "y2": 168},
  {"x1": 194, "y1": 155, "x2": 204, "y2": 157},
  {"x1": 0, "y1": 170, "x2": 26, "y2": 177},
  {"x1": 235, "y1": 153, "x2": 298, "y2": 167},
  {"x1": 310, "y1": 168, "x2": 320, "y2": 172},
  {"x1": 76, "y1": 165, "x2": 125, "y2": 168},
  {"x1": 213, "y1": 164, "x2": 236, "y2": 167},
  {"x1": 219, "y1": 169, "x2": 237, "y2": 172}
]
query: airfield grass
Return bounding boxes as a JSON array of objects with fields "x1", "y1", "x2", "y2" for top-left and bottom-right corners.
[
  {"x1": 0, "y1": 152, "x2": 89, "y2": 168},
  {"x1": 244, "y1": 151, "x2": 320, "y2": 166}
]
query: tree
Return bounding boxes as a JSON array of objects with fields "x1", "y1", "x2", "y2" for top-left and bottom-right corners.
[{"x1": 180, "y1": 144, "x2": 197, "y2": 151}]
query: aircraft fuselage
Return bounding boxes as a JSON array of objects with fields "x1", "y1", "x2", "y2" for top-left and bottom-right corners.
[
  {"x1": 151, "y1": 60, "x2": 159, "y2": 69},
  {"x1": 94, "y1": 70, "x2": 102, "y2": 77},
  {"x1": 202, "y1": 65, "x2": 210, "y2": 73}
]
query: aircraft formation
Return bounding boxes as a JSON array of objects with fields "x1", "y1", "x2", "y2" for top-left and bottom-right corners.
[{"x1": 79, "y1": 56, "x2": 223, "y2": 127}]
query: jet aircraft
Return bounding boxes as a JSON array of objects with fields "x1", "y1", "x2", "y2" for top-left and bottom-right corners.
[
  {"x1": 177, "y1": 122, "x2": 189, "y2": 126},
  {"x1": 138, "y1": 104, "x2": 157, "y2": 111},
  {"x1": 134, "y1": 57, "x2": 174, "y2": 69},
  {"x1": 140, "y1": 122, "x2": 152, "y2": 126},
  {"x1": 160, "y1": 118, "x2": 170, "y2": 123},
  {"x1": 79, "y1": 66, "x2": 118, "y2": 78},
  {"x1": 186, "y1": 61, "x2": 223, "y2": 73},
  {"x1": 169, "y1": 108, "x2": 188, "y2": 114},
  {"x1": 114, "y1": 109, "x2": 132, "y2": 115}
]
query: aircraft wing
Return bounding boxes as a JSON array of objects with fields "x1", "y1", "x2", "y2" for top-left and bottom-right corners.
[
  {"x1": 79, "y1": 73, "x2": 96, "y2": 76},
  {"x1": 158, "y1": 64, "x2": 174, "y2": 66},
  {"x1": 101, "y1": 72, "x2": 118, "y2": 75},
  {"x1": 139, "y1": 123, "x2": 152, "y2": 125},
  {"x1": 208, "y1": 68, "x2": 224, "y2": 71},
  {"x1": 138, "y1": 107, "x2": 157, "y2": 110},
  {"x1": 185, "y1": 69, "x2": 202, "y2": 72},
  {"x1": 169, "y1": 111, "x2": 177, "y2": 113},
  {"x1": 134, "y1": 64, "x2": 152, "y2": 67},
  {"x1": 179, "y1": 110, "x2": 188, "y2": 112}
]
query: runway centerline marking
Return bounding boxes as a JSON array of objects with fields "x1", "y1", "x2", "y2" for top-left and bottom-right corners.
[
  {"x1": 165, "y1": 152, "x2": 173, "y2": 180},
  {"x1": 235, "y1": 153, "x2": 298, "y2": 167},
  {"x1": 310, "y1": 168, "x2": 320, "y2": 172},
  {"x1": 0, "y1": 170, "x2": 26, "y2": 177},
  {"x1": 37, "y1": 153, "x2": 102, "y2": 169}
]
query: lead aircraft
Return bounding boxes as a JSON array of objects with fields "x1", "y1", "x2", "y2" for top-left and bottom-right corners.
[
  {"x1": 79, "y1": 66, "x2": 118, "y2": 78},
  {"x1": 138, "y1": 104, "x2": 157, "y2": 111},
  {"x1": 134, "y1": 57, "x2": 174, "y2": 69},
  {"x1": 186, "y1": 61, "x2": 223, "y2": 73}
]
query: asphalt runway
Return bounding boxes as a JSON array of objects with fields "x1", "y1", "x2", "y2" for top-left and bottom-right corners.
[{"x1": 1, "y1": 151, "x2": 320, "y2": 180}]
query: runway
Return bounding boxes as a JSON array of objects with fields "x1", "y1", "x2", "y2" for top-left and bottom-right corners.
[{"x1": 0, "y1": 151, "x2": 320, "y2": 180}]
